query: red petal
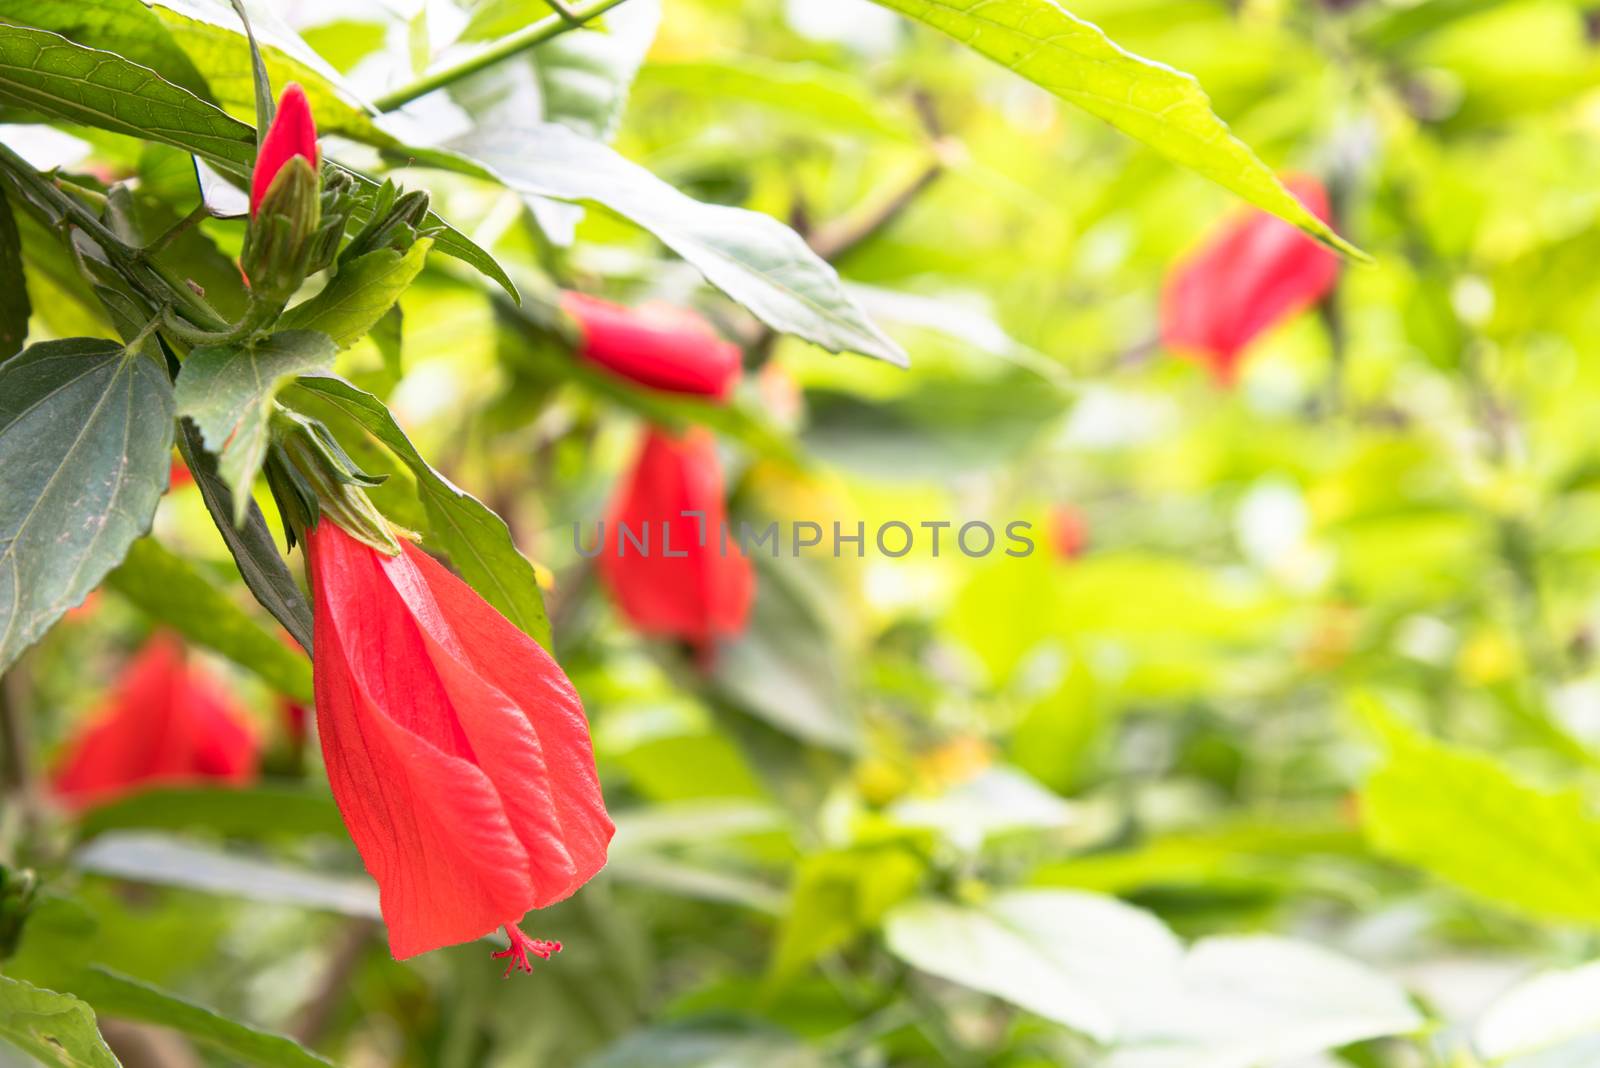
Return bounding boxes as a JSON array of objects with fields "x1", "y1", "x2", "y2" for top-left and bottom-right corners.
[
  {"x1": 250, "y1": 83, "x2": 320, "y2": 217},
  {"x1": 53, "y1": 633, "x2": 258, "y2": 808},
  {"x1": 599, "y1": 427, "x2": 753, "y2": 650},
  {"x1": 400, "y1": 541, "x2": 614, "y2": 903},
  {"x1": 309, "y1": 525, "x2": 538, "y2": 959},
  {"x1": 1161, "y1": 176, "x2": 1339, "y2": 385},
  {"x1": 563, "y1": 292, "x2": 742, "y2": 401}
]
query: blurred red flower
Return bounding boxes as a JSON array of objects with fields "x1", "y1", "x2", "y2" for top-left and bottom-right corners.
[
  {"x1": 250, "y1": 83, "x2": 319, "y2": 218},
  {"x1": 305, "y1": 522, "x2": 613, "y2": 968},
  {"x1": 562, "y1": 292, "x2": 742, "y2": 401},
  {"x1": 598, "y1": 426, "x2": 755, "y2": 661},
  {"x1": 1048, "y1": 504, "x2": 1089, "y2": 561},
  {"x1": 1161, "y1": 176, "x2": 1340, "y2": 386},
  {"x1": 53, "y1": 633, "x2": 258, "y2": 808}
]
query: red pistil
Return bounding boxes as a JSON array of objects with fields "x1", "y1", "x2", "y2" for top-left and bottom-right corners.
[{"x1": 491, "y1": 924, "x2": 561, "y2": 978}]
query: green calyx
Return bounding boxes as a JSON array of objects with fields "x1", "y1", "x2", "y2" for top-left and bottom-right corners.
[
  {"x1": 267, "y1": 407, "x2": 404, "y2": 557},
  {"x1": 242, "y1": 156, "x2": 322, "y2": 306}
]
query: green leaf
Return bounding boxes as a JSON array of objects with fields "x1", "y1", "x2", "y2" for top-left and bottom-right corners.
[
  {"x1": 0, "y1": 975, "x2": 118, "y2": 1068},
  {"x1": 885, "y1": 891, "x2": 1420, "y2": 1058},
  {"x1": 103, "y1": 537, "x2": 313, "y2": 702},
  {"x1": 1359, "y1": 697, "x2": 1600, "y2": 924},
  {"x1": 1476, "y1": 961, "x2": 1600, "y2": 1068},
  {"x1": 709, "y1": 552, "x2": 860, "y2": 752},
  {"x1": 333, "y1": 164, "x2": 519, "y2": 304},
  {"x1": 0, "y1": 0, "x2": 213, "y2": 98},
  {"x1": 457, "y1": 0, "x2": 659, "y2": 143},
  {"x1": 435, "y1": 126, "x2": 907, "y2": 365},
  {"x1": 73, "y1": 832, "x2": 381, "y2": 917},
  {"x1": 281, "y1": 375, "x2": 552, "y2": 649},
  {"x1": 0, "y1": 183, "x2": 26, "y2": 360},
  {"x1": 0, "y1": 337, "x2": 175, "y2": 674},
  {"x1": 581, "y1": 1022, "x2": 822, "y2": 1068},
  {"x1": 176, "y1": 330, "x2": 337, "y2": 524},
  {"x1": 76, "y1": 784, "x2": 344, "y2": 839},
  {"x1": 866, "y1": 0, "x2": 1362, "y2": 257},
  {"x1": 280, "y1": 240, "x2": 432, "y2": 349},
  {"x1": 0, "y1": 23, "x2": 254, "y2": 165},
  {"x1": 176, "y1": 416, "x2": 313, "y2": 652},
  {"x1": 148, "y1": 0, "x2": 387, "y2": 142},
  {"x1": 636, "y1": 57, "x2": 922, "y2": 141},
  {"x1": 65, "y1": 966, "x2": 336, "y2": 1068},
  {"x1": 769, "y1": 846, "x2": 923, "y2": 983}
]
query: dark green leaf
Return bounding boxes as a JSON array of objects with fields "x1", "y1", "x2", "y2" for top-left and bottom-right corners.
[
  {"x1": 0, "y1": 23, "x2": 254, "y2": 165},
  {"x1": 0, "y1": 0, "x2": 212, "y2": 98},
  {"x1": 0, "y1": 184, "x2": 26, "y2": 360},
  {"x1": 0, "y1": 337, "x2": 174, "y2": 673},
  {"x1": 0, "y1": 975, "x2": 117, "y2": 1068},
  {"x1": 280, "y1": 240, "x2": 431, "y2": 349},
  {"x1": 282, "y1": 375, "x2": 552, "y2": 648},
  {"x1": 66, "y1": 966, "x2": 336, "y2": 1068},
  {"x1": 76, "y1": 784, "x2": 344, "y2": 839},
  {"x1": 104, "y1": 537, "x2": 313, "y2": 702},
  {"x1": 176, "y1": 416, "x2": 314, "y2": 652},
  {"x1": 434, "y1": 126, "x2": 907, "y2": 365},
  {"x1": 176, "y1": 330, "x2": 338, "y2": 524}
]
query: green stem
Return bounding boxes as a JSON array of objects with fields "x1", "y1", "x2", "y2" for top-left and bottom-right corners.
[
  {"x1": 143, "y1": 201, "x2": 211, "y2": 258},
  {"x1": 373, "y1": 0, "x2": 632, "y2": 111}
]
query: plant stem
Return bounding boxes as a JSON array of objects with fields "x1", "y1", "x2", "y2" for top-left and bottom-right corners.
[
  {"x1": 143, "y1": 201, "x2": 212, "y2": 258},
  {"x1": 374, "y1": 0, "x2": 632, "y2": 112}
]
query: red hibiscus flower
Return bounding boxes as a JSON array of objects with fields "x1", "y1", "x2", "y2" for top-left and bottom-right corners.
[
  {"x1": 597, "y1": 426, "x2": 754, "y2": 658},
  {"x1": 53, "y1": 633, "x2": 258, "y2": 809},
  {"x1": 562, "y1": 292, "x2": 742, "y2": 401},
  {"x1": 250, "y1": 83, "x2": 319, "y2": 218},
  {"x1": 305, "y1": 521, "x2": 613, "y2": 968},
  {"x1": 1161, "y1": 176, "x2": 1340, "y2": 386}
]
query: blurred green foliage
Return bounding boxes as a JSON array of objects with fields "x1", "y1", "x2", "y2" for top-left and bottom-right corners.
[{"x1": 8, "y1": 0, "x2": 1600, "y2": 1065}]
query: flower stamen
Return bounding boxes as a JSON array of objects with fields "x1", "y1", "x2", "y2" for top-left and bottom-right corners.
[{"x1": 491, "y1": 924, "x2": 561, "y2": 978}]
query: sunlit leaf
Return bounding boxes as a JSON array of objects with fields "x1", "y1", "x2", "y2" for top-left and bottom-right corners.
[
  {"x1": 0, "y1": 975, "x2": 117, "y2": 1068},
  {"x1": 867, "y1": 0, "x2": 1362, "y2": 256}
]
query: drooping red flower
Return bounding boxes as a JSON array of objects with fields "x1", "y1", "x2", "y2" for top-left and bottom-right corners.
[
  {"x1": 1161, "y1": 176, "x2": 1340, "y2": 386},
  {"x1": 250, "y1": 83, "x2": 319, "y2": 218},
  {"x1": 53, "y1": 633, "x2": 258, "y2": 809},
  {"x1": 597, "y1": 426, "x2": 754, "y2": 658},
  {"x1": 1048, "y1": 504, "x2": 1089, "y2": 561},
  {"x1": 562, "y1": 292, "x2": 742, "y2": 401},
  {"x1": 305, "y1": 521, "x2": 614, "y2": 965}
]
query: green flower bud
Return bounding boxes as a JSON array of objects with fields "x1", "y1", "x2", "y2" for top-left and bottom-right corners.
[{"x1": 241, "y1": 155, "x2": 322, "y2": 305}]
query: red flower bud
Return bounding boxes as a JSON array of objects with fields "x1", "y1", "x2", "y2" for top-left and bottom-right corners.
[
  {"x1": 250, "y1": 83, "x2": 320, "y2": 218},
  {"x1": 53, "y1": 633, "x2": 259, "y2": 809},
  {"x1": 305, "y1": 522, "x2": 613, "y2": 963},
  {"x1": 597, "y1": 426, "x2": 754, "y2": 658},
  {"x1": 562, "y1": 292, "x2": 742, "y2": 402},
  {"x1": 1161, "y1": 176, "x2": 1340, "y2": 386},
  {"x1": 1048, "y1": 504, "x2": 1089, "y2": 561}
]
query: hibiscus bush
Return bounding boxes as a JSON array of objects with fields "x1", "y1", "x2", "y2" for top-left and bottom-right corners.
[{"x1": 2, "y1": 0, "x2": 1599, "y2": 1065}]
